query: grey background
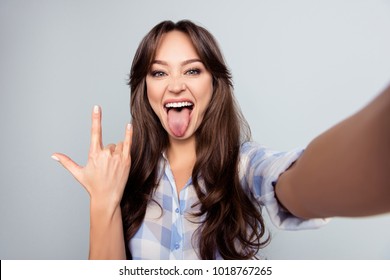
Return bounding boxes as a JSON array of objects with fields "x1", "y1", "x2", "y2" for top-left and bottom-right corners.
[{"x1": 1, "y1": 0, "x2": 390, "y2": 259}]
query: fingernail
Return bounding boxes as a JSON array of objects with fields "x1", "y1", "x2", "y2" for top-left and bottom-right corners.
[
  {"x1": 93, "y1": 105, "x2": 100, "y2": 114},
  {"x1": 51, "y1": 155, "x2": 60, "y2": 161},
  {"x1": 127, "y1": 123, "x2": 132, "y2": 130}
]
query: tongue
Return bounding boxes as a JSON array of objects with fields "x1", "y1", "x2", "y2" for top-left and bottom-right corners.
[{"x1": 167, "y1": 108, "x2": 191, "y2": 137}]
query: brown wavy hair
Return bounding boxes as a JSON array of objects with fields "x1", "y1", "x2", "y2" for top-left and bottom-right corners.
[{"x1": 121, "y1": 20, "x2": 270, "y2": 259}]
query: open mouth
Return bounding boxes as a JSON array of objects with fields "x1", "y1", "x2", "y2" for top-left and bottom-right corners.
[
  {"x1": 164, "y1": 101, "x2": 194, "y2": 112},
  {"x1": 164, "y1": 101, "x2": 194, "y2": 137}
]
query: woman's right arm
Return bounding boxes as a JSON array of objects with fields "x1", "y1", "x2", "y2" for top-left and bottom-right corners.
[{"x1": 52, "y1": 105, "x2": 132, "y2": 259}]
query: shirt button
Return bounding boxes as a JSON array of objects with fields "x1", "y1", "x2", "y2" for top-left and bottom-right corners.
[
  {"x1": 175, "y1": 208, "x2": 180, "y2": 213},
  {"x1": 174, "y1": 243, "x2": 180, "y2": 250}
]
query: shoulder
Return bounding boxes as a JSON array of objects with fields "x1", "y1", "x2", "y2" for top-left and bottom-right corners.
[
  {"x1": 238, "y1": 141, "x2": 275, "y2": 179},
  {"x1": 239, "y1": 141, "x2": 282, "y2": 164},
  {"x1": 240, "y1": 141, "x2": 266, "y2": 157},
  {"x1": 239, "y1": 141, "x2": 304, "y2": 176}
]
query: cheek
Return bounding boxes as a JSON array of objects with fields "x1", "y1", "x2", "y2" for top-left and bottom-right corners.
[
  {"x1": 146, "y1": 84, "x2": 161, "y2": 107},
  {"x1": 190, "y1": 77, "x2": 213, "y2": 102},
  {"x1": 200, "y1": 81, "x2": 213, "y2": 108}
]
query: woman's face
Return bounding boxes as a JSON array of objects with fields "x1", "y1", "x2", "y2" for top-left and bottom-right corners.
[{"x1": 146, "y1": 30, "x2": 213, "y2": 141}]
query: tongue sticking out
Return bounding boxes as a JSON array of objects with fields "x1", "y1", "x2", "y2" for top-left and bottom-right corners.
[{"x1": 167, "y1": 108, "x2": 191, "y2": 137}]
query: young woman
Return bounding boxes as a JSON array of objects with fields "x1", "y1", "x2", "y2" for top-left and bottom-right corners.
[{"x1": 52, "y1": 20, "x2": 390, "y2": 260}]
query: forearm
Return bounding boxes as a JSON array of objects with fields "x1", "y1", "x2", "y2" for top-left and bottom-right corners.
[
  {"x1": 53, "y1": 106, "x2": 132, "y2": 259},
  {"x1": 89, "y1": 201, "x2": 126, "y2": 260},
  {"x1": 276, "y1": 84, "x2": 390, "y2": 218}
]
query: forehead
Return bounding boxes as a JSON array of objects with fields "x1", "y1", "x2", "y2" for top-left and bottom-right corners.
[{"x1": 154, "y1": 30, "x2": 200, "y2": 62}]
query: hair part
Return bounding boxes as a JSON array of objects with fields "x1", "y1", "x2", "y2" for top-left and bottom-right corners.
[{"x1": 121, "y1": 20, "x2": 269, "y2": 259}]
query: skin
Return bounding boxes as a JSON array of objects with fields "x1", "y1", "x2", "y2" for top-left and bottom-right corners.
[
  {"x1": 51, "y1": 31, "x2": 214, "y2": 259},
  {"x1": 276, "y1": 85, "x2": 390, "y2": 218},
  {"x1": 52, "y1": 29, "x2": 390, "y2": 259},
  {"x1": 146, "y1": 31, "x2": 213, "y2": 141},
  {"x1": 52, "y1": 106, "x2": 130, "y2": 259},
  {"x1": 146, "y1": 31, "x2": 213, "y2": 191}
]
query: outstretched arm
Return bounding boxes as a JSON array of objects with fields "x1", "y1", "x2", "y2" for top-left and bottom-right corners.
[
  {"x1": 52, "y1": 106, "x2": 132, "y2": 259},
  {"x1": 276, "y1": 84, "x2": 390, "y2": 219}
]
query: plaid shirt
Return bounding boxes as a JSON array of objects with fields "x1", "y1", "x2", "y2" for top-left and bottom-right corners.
[{"x1": 129, "y1": 142, "x2": 328, "y2": 259}]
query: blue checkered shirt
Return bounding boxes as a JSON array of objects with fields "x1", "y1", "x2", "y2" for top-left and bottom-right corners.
[{"x1": 128, "y1": 142, "x2": 327, "y2": 259}]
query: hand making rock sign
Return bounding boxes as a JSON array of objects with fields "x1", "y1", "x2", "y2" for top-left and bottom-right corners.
[{"x1": 52, "y1": 105, "x2": 132, "y2": 259}]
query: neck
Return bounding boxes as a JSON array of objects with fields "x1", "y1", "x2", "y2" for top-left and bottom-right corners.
[{"x1": 167, "y1": 136, "x2": 196, "y2": 166}]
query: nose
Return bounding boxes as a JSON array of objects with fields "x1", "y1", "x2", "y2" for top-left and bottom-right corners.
[{"x1": 167, "y1": 76, "x2": 186, "y2": 94}]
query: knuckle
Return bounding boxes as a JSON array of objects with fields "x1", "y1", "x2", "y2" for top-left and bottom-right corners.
[
  {"x1": 104, "y1": 144, "x2": 115, "y2": 151},
  {"x1": 124, "y1": 159, "x2": 131, "y2": 169},
  {"x1": 102, "y1": 149, "x2": 112, "y2": 156}
]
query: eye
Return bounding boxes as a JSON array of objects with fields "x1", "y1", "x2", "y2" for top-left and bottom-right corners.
[
  {"x1": 185, "y1": 68, "x2": 201, "y2": 76},
  {"x1": 150, "y1": 70, "x2": 167, "y2": 78}
]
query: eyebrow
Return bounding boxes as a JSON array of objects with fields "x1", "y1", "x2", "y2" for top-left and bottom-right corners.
[{"x1": 151, "y1": 58, "x2": 203, "y2": 66}]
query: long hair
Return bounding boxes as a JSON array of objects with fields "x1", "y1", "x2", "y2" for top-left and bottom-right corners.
[{"x1": 121, "y1": 20, "x2": 270, "y2": 259}]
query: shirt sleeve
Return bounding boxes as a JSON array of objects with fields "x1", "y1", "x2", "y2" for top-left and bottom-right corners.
[{"x1": 239, "y1": 141, "x2": 329, "y2": 230}]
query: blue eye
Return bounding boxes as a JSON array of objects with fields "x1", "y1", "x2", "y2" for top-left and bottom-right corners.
[
  {"x1": 150, "y1": 71, "x2": 166, "y2": 77},
  {"x1": 185, "y1": 68, "x2": 201, "y2": 75}
]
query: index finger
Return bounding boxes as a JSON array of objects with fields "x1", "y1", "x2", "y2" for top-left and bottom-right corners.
[
  {"x1": 89, "y1": 105, "x2": 103, "y2": 153},
  {"x1": 122, "y1": 123, "x2": 133, "y2": 158}
]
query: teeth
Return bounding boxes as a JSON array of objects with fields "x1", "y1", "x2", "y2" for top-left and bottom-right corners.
[{"x1": 165, "y1": 101, "x2": 193, "y2": 108}]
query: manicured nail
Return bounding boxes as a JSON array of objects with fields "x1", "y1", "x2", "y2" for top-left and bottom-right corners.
[
  {"x1": 51, "y1": 155, "x2": 60, "y2": 161},
  {"x1": 93, "y1": 105, "x2": 100, "y2": 114},
  {"x1": 127, "y1": 123, "x2": 132, "y2": 130}
]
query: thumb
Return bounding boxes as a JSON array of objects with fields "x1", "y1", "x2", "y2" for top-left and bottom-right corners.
[{"x1": 51, "y1": 153, "x2": 83, "y2": 181}]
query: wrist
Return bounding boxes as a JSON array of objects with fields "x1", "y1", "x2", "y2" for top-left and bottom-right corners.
[{"x1": 90, "y1": 197, "x2": 121, "y2": 218}]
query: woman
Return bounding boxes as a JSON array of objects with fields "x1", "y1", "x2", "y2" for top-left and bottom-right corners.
[{"x1": 52, "y1": 20, "x2": 390, "y2": 260}]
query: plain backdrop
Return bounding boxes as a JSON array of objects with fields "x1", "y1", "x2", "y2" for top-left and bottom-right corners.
[{"x1": 1, "y1": 0, "x2": 390, "y2": 259}]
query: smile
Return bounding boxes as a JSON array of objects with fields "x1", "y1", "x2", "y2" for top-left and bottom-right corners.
[
  {"x1": 164, "y1": 101, "x2": 194, "y2": 112},
  {"x1": 163, "y1": 100, "x2": 195, "y2": 137}
]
